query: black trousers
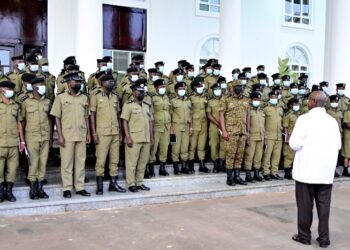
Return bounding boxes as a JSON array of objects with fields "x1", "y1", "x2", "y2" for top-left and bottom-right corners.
[{"x1": 295, "y1": 181, "x2": 332, "y2": 244}]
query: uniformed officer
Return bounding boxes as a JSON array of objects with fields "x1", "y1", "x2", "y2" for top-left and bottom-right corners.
[
  {"x1": 102, "y1": 56, "x2": 119, "y2": 84},
  {"x1": 20, "y1": 77, "x2": 51, "y2": 199},
  {"x1": 250, "y1": 65, "x2": 265, "y2": 84},
  {"x1": 220, "y1": 82, "x2": 250, "y2": 186},
  {"x1": 170, "y1": 82, "x2": 192, "y2": 174},
  {"x1": 39, "y1": 58, "x2": 56, "y2": 107},
  {"x1": 90, "y1": 74, "x2": 126, "y2": 195},
  {"x1": 56, "y1": 57, "x2": 77, "y2": 94},
  {"x1": 87, "y1": 58, "x2": 108, "y2": 92},
  {"x1": 335, "y1": 83, "x2": 349, "y2": 115},
  {"x1": 244, "y1": 92, "x2": 265, "y2": 182},
  {"x1": 217, "y1": 76, "x2": 229, "y2": 98},
  {"x1": 262, "y1": 90, "x2": 284, "y2": 180},
  {"x1": 25, "y1": 55, "x2": 40, "y2": 75},
  {"x1": 0, "y1": 81, "x2": 25, "y2": 202},
  {"x1": 298, "y1": 83, "x2": 309, "y2": 114},
  {"x1": 132, "y1": 54, "x2": 147, "y2": 79},
  {"x1": 271, "y1": 73, "x2": 281, "y2": 87},
  {"x1": 147, "y1": 68, "x2": 159, "y2": 96},
  {"x1": 167, "y1": 68, "x2": 184, "y2": 99},
  {"x1": 282, "y1": 83, "x2": 298, "y2": 108},
  {"x1": 319, "y1": 81, "x2": 329, "y2": 96},
  {"x1": 149, "y1": 79, "x2": 171, "y2": 176},
  {"x1": 204, "y1": 63, "x2": 221, "y2": 98},
  {"x1": 281, "y1": 74, "x2": 291, "y2": 97},
  {"x1": 257, "y1": 73, "x2": 270, "y2": 103},
  {"x1": 154, "y1": 61, "x2": 170, "y2": 85},
  {"x1": 117, "y1": 67, "x2": 139, "y2": 105},
  {"x1": 282, "y1": 98, "x2": 300, "y2": 180},
  {"x1": 227, "y1": 68, "x2": 240, "y2": 92},
  {"x1": 189, "y1": 77, "x2": 209, "y2": 173},
  {"x1": 184, "y1": 64, "x2": 195, "y2": 95},
  {"x1": 50, "y1": 72, "x2": 91, "y2": 198},
  {"x1": 7, "y1": 55, "x2": 26, "y2": 95},
  {"x1": 341, "y1": 108, "x2": 350, "y2": 177},
  {"x1": 121, "y1": 79, "x2": 153, "y2": 192}
]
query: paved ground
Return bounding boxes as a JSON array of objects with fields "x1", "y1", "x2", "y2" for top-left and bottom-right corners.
[{"x1": 1, "y1": 186, "x2": 349, "y2": 250}]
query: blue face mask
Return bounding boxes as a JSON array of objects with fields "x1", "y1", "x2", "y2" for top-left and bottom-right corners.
[
  {"x1": 298, "y1": 89, "x2": 306, "y2": 95},
  {"x1": 290, "y1": 88, "x2": 298, "y2": 95},
  {"x1": 269, "y1": 98, "x2": 278, "y2": 105},
  {"x1": 337, "y1": 89, "x2": 345, "y2": 96}
]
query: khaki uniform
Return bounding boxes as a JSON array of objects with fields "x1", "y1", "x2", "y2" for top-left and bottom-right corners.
[
  {"x1": 219, "y1": 96, "x2": 249, "y2": 169},
  {"x1": 184, "y1": 77, "x2": 194, "y2": 95},
  {"x1": 117, "y1": 78, "x2": 133, "y2": 105},
  {"x1": 56, "y1": 72, "x2": 66, "y2": 94},
  {"x1": 0, "y1": 73, "x2": 10, "y2": 82},
  {"x1": 0, "y1": 99, "x2": 21, "y2": 183},
  {"x1": 189, "y1": 94, "x2": 208, "y2": 161},
  {"x1": 244, "y1": 107, "x2": 265, "y2": 170},
  {"x1": 121, "y1": 101, "x2": 153, "y2": 187},
  {"x1": 206, "y1": 98, "x2": 225, "y2": 161},
  {"x1": 50, "y1": 91, "x2": 89, "y2": 192},
  {"x1": 338, "y1": 96, "x2": 350, "y2": 115},
  {"x1": 87, "y1": 71, "x2": 100, "y2": 92},
  {"x1": 160, "y1": 74, "x2": 170, "y2": 85},
  {"x1": 342, "y1": 111, "x2": 350, "y2": 158},
  {"x1": 204, "y1": 75, "x2": 218, "y2": 98},
  {"x1": 327, "y1": 108, "x2": 343, "y2": 133},
  {"x1": 166, "y1": 81, "x2": 177, "y2": 99},
  {"x1": 170, "y1": 97, "x2": 191, "y2": 162},
  {"x1": 6, "y1": 70, "x2": 25, "y2": 94},
  {"x1": 262, "y1": 104, "x2": 283, "y2": 175},
  {"x1": 42, "y1": 72, "x2": 56, "y2": 107},
  {"x1": 150, "y1": 94, "x2": 171, "y2": 163},
  {"x1": 90, "y1": 91, "x2": 120, "y2": 177},
  {"x1": 147, "y1": 79, "x2": 157, "y2": 96},
  {"x1": 21, "y1": 94, "x2": 50, "y2": 182},
  {"x1": 282, "y1": 110, "x2": 299, "y2": 169}
]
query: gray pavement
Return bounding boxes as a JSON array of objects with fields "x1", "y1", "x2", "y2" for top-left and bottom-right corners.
[{"x1": 0, "y1": 186, "x2": 350, "y2": 250}]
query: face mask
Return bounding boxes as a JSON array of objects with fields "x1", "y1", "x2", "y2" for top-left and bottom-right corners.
[
  {"x1": 41, "y1": 65, "x2": 49, "y2": 73},
  {"x1": 4, "y1": 90, "x2": 14, "y2": 99},
  {"x1": 330, "y1": 102, "x2": 339, "y2": 109},
  {"x1": 322, "y1": 87, "x2": 328, "y2": 94},
  {"x1": 221, "y1": 83, "x2": 227, "y2": 89},
  {"x1": 213, "y1": 69, "x2": 220, "y2": 76},
  {"x1": 152, "y1": 75, "x2": 159, "y2": 82},
  {"x1": 139, "y1": 64, "x2": 145, "y2": 69},
  {"x1": 241, "y1": 79, "x2": 247, "y2": 85},
  {"x1": 298, "y1": 89, "x2": 306, "y2": 95},
  {"x1": 291, "y1": 88, "x2": 298, "y2": 95},
  {"x1": 188, "y1": 71, "x2": 195, "y2": 78},
  {"x1": 131, "y1": 75, "x2": 139, "y2": 82},
  {"x1": 144, "y1": 86, "x2": 148, "y2": 92},
  {"x1": 278, "y1": 94, "x2": 282, "y2": 100},
  {"x1": 245, "y1": 72, "x2": 251, "y2": 78},
  {"x1": 196, "y1": 87, "x2": 204, "y2": 94},
  {"x1": 283, "y1": 81, "x2": 291, "y2": 88},
  {"x1": 158, "y1": 66, "x2": 164, "y2": 73},
  {"x1": 18, "y1": 62, "x2": 25, "y2": 71},
  {"x1": 37, "y1": 55, "x2": 43, "y2": 60},
  {"x1": 337, "y1": 89, "x2": 345, "y2": 96},
  {"x1": 176, "y1": 75, "x2": 184, "y2": 82},
  {"x1": 232, "y1": 73, "x2": 239, "y2": 80},
  {"x1": 269, "y1": 98, "x2": 278, "y2": 105},
  {"x1": 259, "y1": 79, "x2": 267, "y2": 85},
  {"x1": 135, "y1": 91, "x2": 145, "y2": 101},
  {"x1": 158, "y1": 87, "x2": 166, "y2": 95},
  {"x1": 234, "y1": 86, "x2": 243, "y2": 95},
  {"x1": 292, "y1": 105, "x2": 300, "y2": 112},
  {"x1": 268, "y1": 81, "x2": 274, "y2": 87},
  {"x1": 26, "y1": 83, "x2": 33, "y2": 91},
  {"x1": 274, "y1": 79, "x2": 281, "y2": 85},
  {"x1": 252, "y1": 100, "x2": 261, "y2": 107},
  {"x1": 213, "y1": 89, "x2": 222, "y2": 97},
  {"x1": 107, "y1": 62, "x2": 113, "y2": 70},
  {"x1": 100, "y1": 66, "x2": 107, "y2": 72},
  {"x1": 206, "y1": 68, "x2": 213, "y2": 75},
  {"x1": 257, "y1": 70, "x2": 264, "y2": 74},
  {"x1": 37, "y1": 85, "x2": 46, "y2": 95},
  {"x1": 178, "y1": 89, "x2": 186, "y2": 97},
  {"x1": 30, "y1": 64, "x2": 39, "y2": 72}
]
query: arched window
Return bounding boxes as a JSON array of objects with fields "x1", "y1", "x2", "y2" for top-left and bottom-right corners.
[
  {"x1": 199, "y1": 37, "x2": 219, "y2": 68},
  {"x1": 286, "y1": 46, "x2": 309, "y2": 77}
]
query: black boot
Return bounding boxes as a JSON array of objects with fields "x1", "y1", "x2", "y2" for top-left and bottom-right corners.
[
  {"x1": 188, "y1": 160, "x2": 195, "y2": 174},
  {"x1": 159, "y1": 162, "x2": 169, "y2": 176},
  {"x1": 109, "y1": 176, "x2": 126, "y2": 192},
  {"x1": 0, "y1": 182, "x2": 4, "y2": 203},
  {"x1": 29, "y1": 181, "x2": 39, "y2": 200},
  {"x1": 5, "y1": 182, "x2": 16, "y2": 202},
  {"x1": 253, "y1": 169, "x2": 264, "y2": 182},
  {"x1": 144, "y1": 164, "x2": 151, "y2": 179},
  {"x1": 212, "y1": 159, "x2": 220, "y2": 173},
  {"x1": 226, "y1": 169, "x2": 235, "y2": 186},
  {"x1": 334, "y1": 170, "x2": 340, "y2": 178},
  {"x1": 220, "y1": 160, "x2": 227, "y2": 173},
  {"x1": 149, "y1": 163, "x2": 155, "y2": 178},
  {"x1": 343, "y1": 167, "x2": 350, "y2": 177},
  {"x1": 96, "y1": 176, "x2": 104, "y2": 195},
  {"x1": 284, "y1": 168, "x2": 293, "y2": 180},
  {"x1": 245, "y1": 170, "x2": 256, "y2": 183},
  {"x1": 37, "y1": 180, "x2": 49, "y2": 199},
  {"x1": 199, "y1": 160, "x2": 210, "y2": 173},
  {"x1": 234, "y1": 169, "x2": 247, "y2": 185},
  {"x1": 173, "y1": 162, "x2": 180, "y2": 175},
  {"x1": 180, "y1": 161, "x2": 190, "y2": 174}
]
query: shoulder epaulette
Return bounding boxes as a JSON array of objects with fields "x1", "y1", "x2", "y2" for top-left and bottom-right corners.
[
  {"x1": 20, "y1": 95, "x2": 29, "y2": 103},
  {"x1": 94, "y1": 89, "x2": 101, "y2": 95},
  {"x1": 121, "y1": 82, "x2": 128, "y2": 87}
]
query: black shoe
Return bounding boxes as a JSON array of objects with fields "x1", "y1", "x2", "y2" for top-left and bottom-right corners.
[
  {"x1": 284, "y1": 169, "x2": 293, "y2": 180},
  {"x1": 37, "y1": 180, "x2": 49, "y2": 199},
  {"x1": 84, "y1": 177, "x2": 90, "y2": 183},
  {"x1": 173, "y1": 162, "x2": 180, "y2": 175},
  {"x1": 159, "y1": 162, "x2": 169, "y2": 176},
  {"x1": 199, "y1": 160, "x2": 210, "y2": 173},
  {"x1": 292, "y1": 234, "x2": 311, "y2": 245},
  {"x1": 317, "y1": 237, "x2": 330, "y2": 248},
  {"x1": 212, "y1": 160, "x2": 220, "y2": 173},
  {"x1": 137, "y1": 184, "x2": 150, "y2": 191},
  {"x1": 149, "y1": 163, "x2": 155, "y2": 177},
  {"x1": 0, "y1": 182, "x2": 4, "y2": 203},
  {"x1": 220, "y1": 159, "x2": 226, "y2": 173},
  {"x1": 253, "y1": 169, "x2": 264, "y2": 182},
  {"x1": 63, "y1": 190, "x2": 72, "y2": 198},
  {"x1": 42, "y1": 179, "x2": 48, "y2": 185},
  {"x1": 29, "y1": 181, "x2": 39, "y2": 200},
  {"x1": 343, "y1": 167, "x2": 350, "y2": 177},
  {"x1": 188, "y1": 160, "x2": 195, "y2": 174},
  {"x1": 96, "y1": 176, "x2": 104, "y2": 195},
  {"x1": 245, "y1": 170, "x2": 256, "y2": 183},
  {"x1": 180, "y1": 161, "x2": 190, "y2": 174},
  {"x1": 270, "y1": 173, "x2": 284, "y2": 180},
  {"x1": 144, "y1": 164, "x2": 151, "y2": 179},
  {"x1": 234, "y1": 169, "x2": 247, "y2": 185},
  {"x1": 226, "y1": 169, "x2": 235, "y2": 186},
  {"x1": 128, "y1": 186, "x2": 138, "y2": 192},
  {"x1": 76, "y1": 190, "x2": 91, "y2": 196},
  {"x1": 264, "y1": 175, "x2": 271, "y2": 181},
  {"x1": 5, "y1": 182, "x2": 16, "y2": 202},
  {"x1": 109, "y1": 176, "x2": 126, "y2": 193}
]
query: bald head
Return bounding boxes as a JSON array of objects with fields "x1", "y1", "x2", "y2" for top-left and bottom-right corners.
[{"x1": 308, "y1": 91, "x2": 327, "y2": 109}]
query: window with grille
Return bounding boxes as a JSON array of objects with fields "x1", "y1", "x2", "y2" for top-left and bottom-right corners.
[
  {"x1": 284, "y1": 0, "x2": 311, "y2": 26},
  {"x1": 196, "y1": 0, "x2": 220, "y2": 18}
]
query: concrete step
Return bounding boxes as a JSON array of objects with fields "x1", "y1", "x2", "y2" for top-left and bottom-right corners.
[{"x1": 1, "y1": 169, "x2": 350, "y2": 217}]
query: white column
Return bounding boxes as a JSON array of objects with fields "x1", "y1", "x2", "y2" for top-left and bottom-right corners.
[
  {"x1": 75, "y1": 0, "x2": 103, "y2": 76},
  {"x1": 324, "y1": 0, "x2": 350, "y2": 95},
  {"x1": 219, "y1": 0, "x2": 241, "y2": 78}
]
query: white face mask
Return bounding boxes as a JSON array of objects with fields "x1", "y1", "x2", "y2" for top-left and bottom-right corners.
[
  {"x1": 152, "y1": 75, "x2": 159, "y2": 82},
  {"x1": 30, "y1": 64, "x2": 39, "y2": 72},
  {"x1": 330, "y1": 102, "x2": 338, "y2": 108},
  {"x1": 274, "y1": 79, "x2": 281, "y2": 85},
  {"x1": 176, "y1": 75, "x2": 184, "y2": 82},
  {"x1": 37, "y1": 55, "x2": 43, "y2": 60},
  {"x1": 291, "y1": 88, "x2": 298, "y2": 95},
  {"x1": 100, "y1": 66, "x2": 107, "y2": 72},
  {"x1": 4, "y1": 90, "x2": 14, "y2": 99},
  {"x1": 158, "y1": 87, "x2": 166, "y2": 95},
  {"x1": 196, "y1": 86, "x2": 204, "y2": 94},
  {"x1": 26, "y1": 83, "x2": 33, "y2": 91},
  {"x1": 252, "y1": 100, "x2": 261, "y2": 107},
  {"x1": 292, "y1": 105, "x2": 300, "y2": 112},
  {"x1": 241, "y1": 79, "x2": 247, "y2": 85},
  {"x1": 18, "y1": 62, "x2": 25, "y2": 71},
  {"x1": 221, "y1": 83, "x2": 227, "y2": 89},
  {"x1": 337, "y1": 89, "x2": 345, "y2": 96},
  {"x1": 269, "y1": 98, "x2": 278, "y2": 105},
  {"x1": 37, "y1": 85, "x2": 46, "y2": 95},
  {"x1": 188, "y1": 71, "x2": 195, "y2": 78},
  {"x1": 259, "y1": 79, "x2": 267, "y2": 85},
  {"x1": 213, "y1": 69, "x2": 220, "y2": 76},
  {"x1": 245, "y1": 72, "x2": 251, "y2": 78},
  {"x1": 257, "y1": 70, "x2": 264, "y2": 74},
  {"x1": 206, "y1": 68, "x2": 213, "y2": 75},
  {"x1": 232, "y1": 73, "x2": 239, "y2": 80},
  {"x1": 322, "y1": 87, "x2": 328, "y2": 95},
  {"x1": 158, "y1": 66, "x2": 164, "y2": 73},
  {"x1": 41, "y1": 65, "x2": 49, "y2": 73},
  {"x1": 283, "y1": 81, "x2": 291, "y2": 87},
  {"x1": 178, "y1": 89, "x2": 186, "y2": 97},
  {"x1": 213, "y1": 89, "x2": 222, "y2": 97},
  {"x1": 131, "y1": 75, "x2": 139, "y2": 82},
  {"x1": 298, "y1": 89, "x2": 306, "y2": 95},
  {"x1": 107, "y1": 62, "x2": 113, "y2": 70},
  {"x1": 139, "y1": 64, "x2": 145, "y2": 69},
  {"x1": 80, "y1": 84, "x2": 84, "y2": 92}
]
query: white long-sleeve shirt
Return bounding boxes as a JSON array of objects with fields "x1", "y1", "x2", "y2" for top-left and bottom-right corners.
[{"x1": 289, "y1": 107, "x2": 341, "y2": 184}]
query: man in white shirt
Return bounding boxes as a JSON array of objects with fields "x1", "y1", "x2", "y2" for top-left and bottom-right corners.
[{"x1": 289, "y1": 91, "x2": 341, "y2": 248}]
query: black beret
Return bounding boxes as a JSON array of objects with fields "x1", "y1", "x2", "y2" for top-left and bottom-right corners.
[
  {"x1": 0, "y1": 80, "x2": 15, "y2": 89},
  {"x1": 257, "y1": 73, "x2": 267, "y2": 79},
  {"x1": 95, "y1": 71, "x2": 107, "y2": 79},
  {"x1": 329, "y1": 95, "x2": 339, "y2": 102},
  {"x1": 175, "y1": 82, "x2": 185, "y2": 90},
  {"x1": 173, "y1": 68, "x2": 184, "y2": 75},
  {"x1": 63, "y1": 56, "x2": 76, "y2": 66},
  {"x1": 256, "y1": 65, "x2": 265, "y2": 70},
  {"x1": 217, "y1": 76, "x2": 226, "y2": 83},
  {"x1": 191, "y1": 77, "x2": 204, "y2": 88},
  {"x1": 11, "y1": 55, "x2": 24, "y2": 61},
  {"x1": 242, "y1": 67, "x2": 251, "y2": 72},
  {"x1": 311, "y1": 85, "x2": 321, "y2": 92},
  {"x1": 67, "y1": 64, "x2": 80, "y2": 71},
  {"x1": 64, "y1": 72, "x2": 83, "y2": 82},
  {"x1": 185, "y1": 64, "x2": 194, "y2": 71},
  {"x1": 126, "y1": 67, "x2": 139, "y2": 73},
  {"x1": 177, "y1": 59, "x2": 187, "y2": 65},
  {"x1": 21, "y1": 73, "x2": 36, "y2": 82},
  {"x1": 202, "y1": 64, "x2": 211, "y2": 70},
  {"x1": 212, "y1": 63, "x2": 222, "y2": 69},
  {"x1": 231, "y1": 68, "x2": 240, "y2": 74},
  {"x1": 148, "y1": 68, "x2": 158, "y2": 74},
  {"x1": 250, "y1": 92, "x2": 261, "y2": 99},
  {"x1": 154, "y1": 61, "x2": 165, "y2": 66},
  {"x1": 271, "y1": 73, "x2": 280, "y2": 80},
  {"x1": 129, "y1": 62, "x2": 140, "y2": 67},
  {"x1": 153, "y1": 79, "x2": 165, "y2": 88},
  {"x1": 319, "y1": 81, "x2": 329, "y2": 87},
  {"x1": 336, "y1": 83, "x2": 346, "y2": 88},
  {"x1": 97, "y1": 59, "x2": 107, "y2": 64},
  {"x1": 281, "y1": 75, "x2": 290, "y2": 80},
  {"x1": 131, "y1": 79, "x2": 147, "y2": 91},
  {"x1": 298, "y1": 83, "x2": 306, "y2": 88},
  {"x1": 238, "y1": 73, "x2": 247, "y2": 79},
  {"x1": 29, "y1": 77, "x2": 45, "y2": 85},
  {"x1": 268, "y1": 90, "x2": 279, "y2": 97},
  {"x1": 252, "y1": 83, "x2": 263, "y2": 91},
  {"x1": 272, "y1": 86, "x2": 282, "y2": 91},
  {"x1": 102, "y1": 56, "x2": 112, "y2": 62},
  {"x1": 298, "y1": 74, "x2": 308, "y2": 80},
  {"x1": 290, "y1": 83, "x2": 298, "y2": 88},
  {"x1": 181, "y1": 62, "x2": 191, "y2": 68},
  {"x1": 211, "y1": 83, "x2": 221, "y2": 90},
  {"x1": 26, "y1": 55, "x2": 38, "y2": 63},
  {"x1": 207, "y1": 58, "x2": 218, "y2": 65},
  {"x1": 31, "y1": 48, "x2": 42, "y2": 54},
  {"x1": 100, "y1": 74, "x2": 114, "y2": 82}
]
